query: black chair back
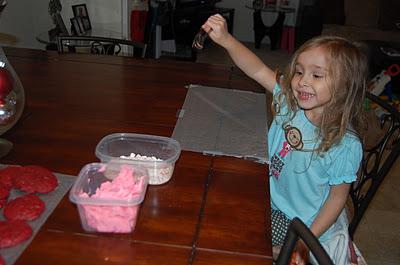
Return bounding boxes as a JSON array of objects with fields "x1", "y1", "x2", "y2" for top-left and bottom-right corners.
[
  {"x1": 56, "y1": 35, "x2": 147, "y2": 58},
  {"x1": 349, "y1": 92, "x2": 400, "y2": 238}
]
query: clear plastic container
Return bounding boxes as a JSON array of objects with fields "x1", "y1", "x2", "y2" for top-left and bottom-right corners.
[
  {"x1": 95, "y1": 133, "x2": 181, "y2": 185},
  {"x1": 69, "y1": 162, "x2": 148, "y2": 233}
]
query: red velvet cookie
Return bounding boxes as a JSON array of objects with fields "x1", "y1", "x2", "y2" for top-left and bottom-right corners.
[
  {"x1": 4, "y1": 194, "x2": 45, "y2": 221},
  {"x1": 0, "y1": 166, "x2": 22, "y2": 189},
  {"x1": 0, "y1": 183, "x2": 9, "y2": 199},
  {"x1": 0, "y1": 220, "x2": 32, "y2": 248},
  {"x1": 0, "y1": 198, "x2": 6, "y2": 209},
  {"x1": 0, "y1": 183, "x2": 10, "y2": 208},
  {"x1": 13, "y1": 165, "x2": 58, "y2": 194}
]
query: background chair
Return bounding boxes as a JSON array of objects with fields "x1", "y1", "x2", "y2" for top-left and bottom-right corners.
[
  {"x1": 56, "y1": 35, "x2": 147, "y2": 58},
  {"x1": 348, "y1": 92, "x2": 400, "y2": 239},
  {"x1": 275, "y1": 217, "x2": 334, "y2": 265}
]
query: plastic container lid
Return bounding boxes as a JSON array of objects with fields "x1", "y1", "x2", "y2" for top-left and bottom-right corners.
[{"x1": 95, "y1": 133, "x2": 181, "y2": 166}]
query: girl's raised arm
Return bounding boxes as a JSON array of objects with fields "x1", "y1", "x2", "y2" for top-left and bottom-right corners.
[{"x1": 202, "y1": 14, "x2": 277, "y2": 93}]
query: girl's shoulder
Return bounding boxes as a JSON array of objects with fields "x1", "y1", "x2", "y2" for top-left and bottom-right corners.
[
  {"x1": 324, "y1": 134, "x2": 362, "y2": 184},
  {"x1": 326, "y1": 132, "x2": 363, "y2": 162},
  {"x1": 343, "y1": 130, "x2": 363, "y2": 148},
  {"x1": 332, "y1": 131, "x2": 362, "y2": 149}
]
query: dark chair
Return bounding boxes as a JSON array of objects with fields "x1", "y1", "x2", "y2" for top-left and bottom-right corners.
[
  {"x1": 56, "y1": 35, "x2": 147, "y2": 58},
  {"x1": 252, "y1": 8, "x2": 286, "y2": 50},
  {"x1": 348, "y1": 91, "x2": 400, "y2": 239},
  {"x1": 275, "y1": 218, "x2": 334, "y2": 265}
]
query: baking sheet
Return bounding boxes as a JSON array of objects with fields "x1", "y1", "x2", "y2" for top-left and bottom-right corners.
[
  {"x1": 172, "y1": 85, "x2": 268, "y2": 163},
  {"x1": 0, "y1": 168, "x2": 76, "y2": 265}
]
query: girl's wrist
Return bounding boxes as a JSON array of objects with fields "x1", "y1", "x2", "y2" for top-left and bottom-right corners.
[{"x1": 221, "y1": 34, "x2": 236, "y2": 50}]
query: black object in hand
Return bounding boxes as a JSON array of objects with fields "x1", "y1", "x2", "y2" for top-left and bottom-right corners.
[{"x1": 192, "y1": 29, "x2": 211, "y2": 50}]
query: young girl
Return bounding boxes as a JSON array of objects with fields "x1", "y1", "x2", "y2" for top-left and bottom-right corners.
[{"x1": 201, "y1": 14, "x2": 368, "y2": 264}]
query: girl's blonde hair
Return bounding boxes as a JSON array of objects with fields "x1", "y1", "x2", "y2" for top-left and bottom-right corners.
[{"x1": 278, "y1": 35, "x2": 368, "y2": 153}]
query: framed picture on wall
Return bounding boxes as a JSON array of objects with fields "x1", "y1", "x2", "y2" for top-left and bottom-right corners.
[
  {"x1": 70, "y1": 17, "x2": 85, "y2": 36},
  {"x1": 72, "y1": 4, "x2": 92, "y2": 31}
]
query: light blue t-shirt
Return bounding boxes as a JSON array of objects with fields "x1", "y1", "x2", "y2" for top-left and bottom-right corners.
[{"x1": 268, "y1": 84, "x2": 362, "y2": 240}]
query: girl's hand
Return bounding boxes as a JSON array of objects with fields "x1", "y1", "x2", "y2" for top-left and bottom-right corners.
[
  {"x1": 290, "y1": 240, "x2": 309, "y2": 265},
  {"x1": 201, "y1": 14, "x2": 232, "y2": 48},
  {"x1": 272, "y1": 245, "x2": 282, "y2": 260}
]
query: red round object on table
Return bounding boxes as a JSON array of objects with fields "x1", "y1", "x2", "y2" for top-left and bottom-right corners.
[
  {"x1": 0, "y1": 182, "x2": 10, "y2": 208},
  {"x1": 4, "y1": 194, "x2": 45, "y2": 221},
  {"x1": 0, "y1": 184, "x2": 10, "y2": 208},
  {"x1": 13, "y1": 165, "x2": 58, "y2": 194},
  {"x1": 0, "y1": 68, "x2": 13, "y2": 103},
  {"x1": 0, "y1": 198, "x2": 6, "y2": 208},
  {"x1": 0, "y1": 220, "x2": 32, "y2": 248},
  {"x1": 0, "y1": 166, "x2": 22, "y2": 189},
  {"x1": 0, "y1": 183, "x2": 9, "y2": 199}
]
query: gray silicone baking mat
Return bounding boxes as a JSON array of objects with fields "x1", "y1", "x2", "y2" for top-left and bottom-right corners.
[{"x1": 172, "y1": 85, "x2": 268, "y2": 163}]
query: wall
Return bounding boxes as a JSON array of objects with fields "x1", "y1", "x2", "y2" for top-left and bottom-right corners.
[
  {"x1": 216, "y1": 0, "x2": 255, "y2": 43},
  {"x1": 0, "y1": 0, "x2": 50, "y2": 49},
  {"x1": 60, "y1": 0, "x2": 127, "y2": 35}
]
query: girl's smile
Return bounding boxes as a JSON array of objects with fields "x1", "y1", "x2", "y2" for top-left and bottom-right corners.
[{"x1": 296, "y1": 91, "x2": 315, "y2": 100}]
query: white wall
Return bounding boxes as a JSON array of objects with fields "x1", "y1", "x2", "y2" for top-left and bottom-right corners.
[
  {"x1": 60, "y1": 0, "x2": 126, "y2": 35},
  {"x1": 216, "y1": 0, "x2": 255, "y2": 43}
]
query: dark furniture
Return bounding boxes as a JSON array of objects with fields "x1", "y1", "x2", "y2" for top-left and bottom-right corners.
[
  {"x1": 276, "y1": 218, "x2": 334, "y2": 265},
  {"x1": 378, "y1": 0, "x2": 400, "y2": 30},
  {"x1": 295, "y1": 0, "x2": 323, "y2": 48},
  {"x1": 2, "y1": 47, "x2": 272, "y2": 265},
  {"x1": 171, "y1": 1, "x2": 234, "y2": 60},
  {"x1": 361, "y1": 40, "x2": 400, "y2": 89},
  {"x1": 348, "y1": 92, "x2": 400, "y2": 239},
  {"x1": 246, "y1": 5, "x2": 295, "y2": 50},
  {"x1": 56, "y1": 35, "x2": 147, "y2": 58}
]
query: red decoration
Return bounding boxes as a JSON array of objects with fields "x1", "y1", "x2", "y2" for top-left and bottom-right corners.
[
  {"x1": 131, "y1": 10, "x2": 147, "y2": 42},
  {"x1": 0, "y1": 68, "x2": 13, "y2": 104},
  {"x1": 384, "y1": 64, "x2": 400, "y2": 77}
]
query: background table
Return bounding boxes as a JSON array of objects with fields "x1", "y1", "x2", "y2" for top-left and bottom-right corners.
[{"x1": 2, "y1": 48, "x2": 273, "y2": 265}]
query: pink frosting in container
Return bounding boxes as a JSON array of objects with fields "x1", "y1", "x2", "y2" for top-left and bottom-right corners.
[{"x1": 69, "y1": 162, "x2": 148, "y2": 233}]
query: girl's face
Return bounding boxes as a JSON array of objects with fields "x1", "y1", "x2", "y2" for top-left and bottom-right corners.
[{"x1": 291, "y1": 46, "x2": 331, "y2": 123}]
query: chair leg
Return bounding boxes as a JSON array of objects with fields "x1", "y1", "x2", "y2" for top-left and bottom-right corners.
[
  {"x1": 253, "y1": 9, "x2": 267, "y2": 49},
  {"x1": 267, "y1": 11, "x2": 285, "y2": 50},
  {"x1": 269, "y1": 35, "x2": 279, "y2": 50},
  {"x1": 254, "y1": 30, "x2": 266, "y2": 49}
]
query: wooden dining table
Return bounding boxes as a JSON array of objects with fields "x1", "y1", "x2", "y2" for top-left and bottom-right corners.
[{"x1": 1, "y1": 47, "x2": 273, "y2": 265}]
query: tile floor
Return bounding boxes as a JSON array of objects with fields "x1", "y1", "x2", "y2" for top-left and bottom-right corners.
[{"x1": 193, "y1": 41, "x2": 400, "y2": 265}]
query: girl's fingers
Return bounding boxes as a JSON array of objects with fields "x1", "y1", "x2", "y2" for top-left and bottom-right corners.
[
  {"x1": 200, "y1": 14, "x2": 229, "y2": 46},
  {"x1": 208, "y1": 13, "x2": 225, "y2": 22},
  {"x1": 289, "y1": 252, "x2": 298, "y2": 265},
  {"x1": 201, "y1": 24, "x2": 212, "y2": 32},
  {"x1": 206, "y1": 14, "x2": 226, "y2": 28}
]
